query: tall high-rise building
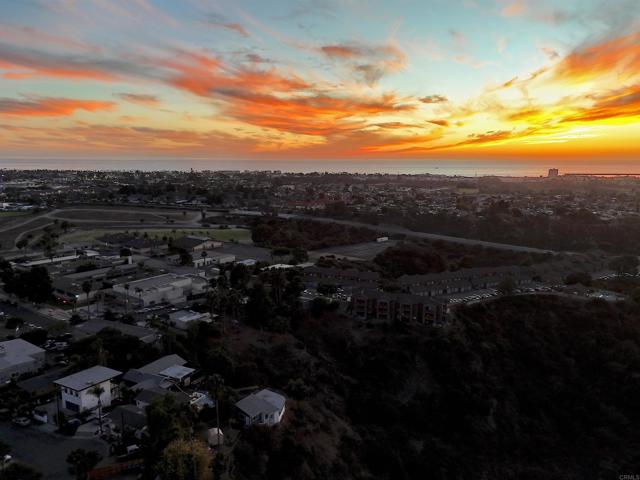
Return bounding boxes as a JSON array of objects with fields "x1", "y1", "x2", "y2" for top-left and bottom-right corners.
[{"x1": 548, "y1": 168, "x2": 559, "y2": 177}]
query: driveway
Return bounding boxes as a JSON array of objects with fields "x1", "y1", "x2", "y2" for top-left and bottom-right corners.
[{"x1": 0, "y1": 422, "x2": 109, "y2": 479}]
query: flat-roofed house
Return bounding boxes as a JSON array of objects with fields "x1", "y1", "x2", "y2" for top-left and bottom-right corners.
[
  {"x1": 0, "y1": 339, "x2": 46, "y2": 384},
  {"x1": 112, "y1": 273, "x2": 208, "y2": 307},
  {"x1": 54, "y1": 365, "x2": 122, "y2": 413}
]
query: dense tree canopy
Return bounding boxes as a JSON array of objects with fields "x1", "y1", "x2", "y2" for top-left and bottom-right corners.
[
  {"x1": 0, "y1": 263, "x2": 53, "y2": 303},
  {"x1": 214, "y1": 296, "x2": 640, "y2": 479}
]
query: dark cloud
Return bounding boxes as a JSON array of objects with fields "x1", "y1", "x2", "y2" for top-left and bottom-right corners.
[
  {"x1": 202, "y1": 14, "x2": 250, "y2": 37},
  {"x1": 116, "y1": 93, "x2": 160, "y2": 106},
  {"x1": 419, "y1": 95, "x2": 448, "y2": 104},
  {"x1": 318, "y1": 42, "x2": 406, "y2": 86},
  {"x1": 276, "y1": 0, "x2": 338, "y2": 20},
  {"x1": 245, "y1": 53, "x2": 272, "y2": 63}
]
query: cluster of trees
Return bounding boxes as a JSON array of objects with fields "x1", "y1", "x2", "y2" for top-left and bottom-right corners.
[
  {"x1": 66, "y1": 449, "x2": 102, "y2": 480},
  {"x1": 372, "y1": 241, "x2": 548, "y2": 279},
  {"x1": 374, "y1": 243, "x2": 447, "y2": 278},
  {"x1": 251, "y1": 217, "x2": 377, "y2": 250},
  {"x1": 0, "y1": 260, "x2": 52, "y2": 303},
  {"x1": 200, "y1": 295, "x2": 640, "y2": 479},
  {"x1": 338, "y1": 205, "x2": 640, "y2": 254},
  {"x1": 140, "y1": 394, "x2": 215, "y2": 479},
  {"x1": 64, "y1": 328, "x2": 157, "y2": 372}
]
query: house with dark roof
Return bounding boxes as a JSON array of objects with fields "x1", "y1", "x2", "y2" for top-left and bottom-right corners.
[
  {"x1": 99, "y1": 233, "x2": 168, "y2": 255},
  {"x1": 0, "y1": 339, "x2": 45, "y2": 384},
  {"x1": 123, "y1": 354, "x2": 194, "y2": 390},
  {"x1": 172, "y1": 235, "x2": 222, "y2": 252}
]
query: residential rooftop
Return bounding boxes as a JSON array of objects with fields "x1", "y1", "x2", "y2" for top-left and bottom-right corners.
[{"x1": 54, "y1": 365, "x2": 122, "y2": 391}]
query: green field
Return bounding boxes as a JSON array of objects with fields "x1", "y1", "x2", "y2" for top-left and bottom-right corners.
[
  {"x1": 60, "y1": 227, "x2": 252, "y2": 244},
  {"x1": 0, "y1": 211, "x2": 28, "y2": 217}
]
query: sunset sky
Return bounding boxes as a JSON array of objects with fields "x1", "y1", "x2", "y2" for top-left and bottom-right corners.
[{"x1": 0, "y1": 0, "x2": 638, "y2": 164}]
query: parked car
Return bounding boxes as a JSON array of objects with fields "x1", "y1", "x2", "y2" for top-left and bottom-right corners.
[{"x1": 12, "y1": 416, "x2": 31, "y2": 427}]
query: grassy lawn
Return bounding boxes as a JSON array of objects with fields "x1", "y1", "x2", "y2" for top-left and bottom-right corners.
[
  {"x1": 0, "y1": 211, "x2": 28, "y2": 227},
  {"x1": 0, "y1": 211, "x2": 28, "y2": 217},
  {"x1": 60, "y1": 227, "x2": 251, "y2": 244}
]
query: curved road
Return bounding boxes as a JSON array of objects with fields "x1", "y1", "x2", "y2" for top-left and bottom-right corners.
[
  {"x1": 277, "y1": 213, "x2": 559, "y2": 255},
  {"x1": 1, "y1": 206, "x2": 559, "y2": 255}
]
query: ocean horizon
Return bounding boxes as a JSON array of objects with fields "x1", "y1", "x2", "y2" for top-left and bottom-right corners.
[{"x1": 1, "y1": 158, "x2": 639, "y2": 177}]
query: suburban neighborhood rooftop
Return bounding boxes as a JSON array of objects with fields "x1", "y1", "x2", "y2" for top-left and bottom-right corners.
[{"x1": 54, "y1": 365, "x2": 122, "y2": 391}]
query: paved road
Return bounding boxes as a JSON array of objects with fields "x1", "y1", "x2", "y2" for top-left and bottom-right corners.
[
  {"x1": 1, "y1": 206, "x2": 559, "y2": 255},
  {"x1": 0, "y1": 421, "x2": 108, "y2": 480},
  {"x1": 277, "y1": 213, "x2": 559, "y2": 255}
]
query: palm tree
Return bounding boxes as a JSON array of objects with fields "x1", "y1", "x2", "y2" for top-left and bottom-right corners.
[
  {"x1": 270, "y1": 271, "x2": 285, "y2": 306},
  {"x1": 135, "y1": 287, "x2": 143, "y2": 320},
  {"x1": 88, "y1": 385, "x2": 105, "y2": 434},
  {"x1": 123, "y1": 283, "x2": 130, "y2": 315},
  {"x1": 81, "y1": 281, "x2": 92, "y2": 322}
]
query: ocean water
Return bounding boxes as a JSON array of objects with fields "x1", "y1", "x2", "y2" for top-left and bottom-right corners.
[{"x1": 1, "y1": 158, "x2": 639, "y2": 176}]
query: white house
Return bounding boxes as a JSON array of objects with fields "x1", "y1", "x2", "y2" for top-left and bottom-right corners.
[
  {"x1": 235, "y1": 389, "x2": 286, "y2": 427},
  {"x1": 54, "y1": 365, "x2": 122, "y2": 413},
  {"x1": 0, "y1": 339, "x2": 45, "y2": 384}
]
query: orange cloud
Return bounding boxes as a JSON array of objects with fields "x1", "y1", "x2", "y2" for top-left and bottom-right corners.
[
  {"x1": 560, "y1": 84, "x2": 640, "y2": 123},
  {"x1": 501, "y1": 0, "x2": 526, "y2": 17},
  {"x1": 0, "y1": 62, "x2": 115, "y2": 81},
  {"x1": 553, "y1": 32, "x2": 640, "y2": 84},
  {"x1": 0, "y1": 97, "x2": 116, "y2": 117},
  {"x1": 166, "y1": 51, "x2": 309, "y2": 98},
  {"x1": 426, "y1": 119, "x2": 450, "y2": 127},
  {"x1": 221, "y1": 92, "x2": 414, "y2": 136},
  {"x1": 319, "y1": 45, "x2": 361, "y2": 58}
]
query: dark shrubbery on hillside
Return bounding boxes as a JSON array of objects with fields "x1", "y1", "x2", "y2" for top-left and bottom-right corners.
[
  {"x1": 373, "y1": 241, "x2": 550, "y2": 279},
  {"x1": 226, "y1": 296, "x2": 640, "y2": 479},
  {"x1": 251, "y1": 218, "x2": 377, "y2": 250}
]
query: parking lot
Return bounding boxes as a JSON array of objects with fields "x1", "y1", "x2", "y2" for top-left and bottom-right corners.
[{"x1": 0, "y1": 301, "x2": 65, "y2": 337}]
